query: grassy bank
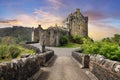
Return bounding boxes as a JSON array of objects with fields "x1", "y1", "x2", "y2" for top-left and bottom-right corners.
[{"x1": 0, "y1": 44, "x2": 35, "y2": 62}]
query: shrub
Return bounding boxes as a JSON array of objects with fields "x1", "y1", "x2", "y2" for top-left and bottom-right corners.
[
  {"x1": 0, "y1": 45, "x2": 10, "y2": 59},
  {"x1": 82, "y1": 41, "x2": 120, "y2": 61},
  {"x1": 1, "y1": 36, "x2": 17, "y2": 45},
  {"x1": 72, "y1": 35, "x2": 83, "y2": 44},
  {"x1": 59, "y1": 36, "x2": 69, "y2": 46},
  {"x1": 9, "y1": 46, "x2": 21, "y2": 58},
  {"x1": 81, "y1": 37, "x2": 94, "y2": 44}
]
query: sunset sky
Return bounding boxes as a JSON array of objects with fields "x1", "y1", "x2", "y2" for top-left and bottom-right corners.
[{"x1": 0, "y1": 0, "x2": 120, "y2": 40}]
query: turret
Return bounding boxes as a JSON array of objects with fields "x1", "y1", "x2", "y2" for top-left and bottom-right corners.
[
  {"x1": 76, "y1": 8, "x2": 80, "y2": 17},
  {"x1": 31, "y1": 27, "x2": 34, "y2": 41}
]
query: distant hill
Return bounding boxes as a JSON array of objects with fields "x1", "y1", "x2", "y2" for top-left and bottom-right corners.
[{"x1": 0, "y1": 26, "x2": 33, "y2": 43}]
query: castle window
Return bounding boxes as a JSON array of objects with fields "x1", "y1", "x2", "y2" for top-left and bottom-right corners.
[{"x1": 48, "y1": 32, "x2": 50, "y2": 35}]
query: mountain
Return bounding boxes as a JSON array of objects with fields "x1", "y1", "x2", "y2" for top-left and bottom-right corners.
[{"x1": 0, "y1": 26, "x2": 33, "y2": 42}]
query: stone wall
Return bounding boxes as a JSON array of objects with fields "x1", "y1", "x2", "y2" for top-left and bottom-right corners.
[
  {"x1": 0, "y1": 54, "x2": 44, "y2": 80},
  {"x1": 63, "y1": 8, "x2": 88, "y2": 37},
  {"x1": 72, "y1": 50, "x2": 89, "y2": 68},
  {"x1": 90, "y1": 55, "x2": 120, "y2": 80},
  {"x1": 34, "y1": 25, "x2": 68, "y2": 47},
  {"x1": 72, "y1": 50, "x2": 120, "y2": 80},
  {"x1": 21, "y1": 44, "x2": 41, "y2": 53},
  {"x1": 0, "y1": 45, "x2": 54, "y2": 80},
  {"x1": 44, "y1": 49, "x2": 54, "y2": 63}
]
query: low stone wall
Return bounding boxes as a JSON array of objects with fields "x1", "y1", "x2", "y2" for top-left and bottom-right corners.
[
  {"x1": 72, "y1": 50, "x2": 89, "y2": 68},
  {"x1": 44, "y1": 49, "x2": 54, "y2": 63},
  {"x1": 0, "y1": 54, "x2": 44, "y2": 80},
  {"x1": 0, "y1": 45, "x2": 54, "y2": 80},
  {"x1": 90, "y1": 55, "x2": 120, "y2": 80},
  {"x1": 72, "y1": 50, "x2": 120, "y2": 80},
  {"x1": 21, "y1": 44, "x2": 41, "y2": 53},
  {"x1": 26, "y1": 41, "x2": 39, "y2": 44}
]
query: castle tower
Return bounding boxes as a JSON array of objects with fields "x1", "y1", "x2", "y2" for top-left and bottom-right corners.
[
  {"x1": 64, "y1": 8, "x2": 88, "y2": 37},
  {"x1": 76, "y1": 8, "x2": 80, "y2": 17},
  {"x1": 31, "y1": 27, "x2": 34, "y2": 41}
]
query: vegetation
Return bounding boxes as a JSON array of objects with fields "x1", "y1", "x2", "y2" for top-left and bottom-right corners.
[
  {"x1": 59, "y1": 36, "x2": 69, "y2": 46},
  {"x1": 81, "y1": 34, "x2": 120, "y2": 61},
  {"x1": 0, "y1": 45, "x2": 35, "y2": 62},
  {"x1": 102, "y1": 34, "x2": 120, "y2": 45},
  {"x1": 0, "y1": 36, "x2": 35, "y2": 62},
  {"x1": 72, "y1": 35, "x2": 83, "y2": 44},
  {"x1": 59, "y1": 35, "x2": 93, "y2": 48},
  {"x1": 1, "y1": 36, "x2": 17, "y2": 45},
  {"x1": 58, "y1": 42, "x2": 81, "y2": 48},
  {"x1": 0, "y1": 26, "x2": 32, "y2": 43}
]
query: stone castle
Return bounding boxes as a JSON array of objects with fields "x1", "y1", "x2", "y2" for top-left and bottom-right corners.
[{"x1": 33, "y1": 8, "x2": 88, "y2": 46}]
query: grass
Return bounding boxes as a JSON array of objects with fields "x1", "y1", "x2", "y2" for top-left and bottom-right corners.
[
  {"x1": 0, "y1": 45, "x2": 36, "y2": 63},
  {"x1": 58, "y1": 42, "x2": 81, "y2": 48},
  {"x1": 0, "y1": 58, "x2": 12, "y2": 63},
  {"x1": 17, "y1": 46, "x2": 35, "y2": 58}
]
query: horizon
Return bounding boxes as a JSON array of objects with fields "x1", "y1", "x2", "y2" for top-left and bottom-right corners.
[{"x1": 0, "y1": 0, "x2": 120, "y2": 40}]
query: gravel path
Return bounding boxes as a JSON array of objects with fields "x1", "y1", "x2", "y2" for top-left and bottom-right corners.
[{"x1": 31, "y1": 44, "x2": 91, "y2": 80}]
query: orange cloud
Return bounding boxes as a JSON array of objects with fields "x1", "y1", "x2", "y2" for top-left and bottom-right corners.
[
  {"x1": 83, "y1": 10, "x2": 120, "y2": 40},
  {"x1": 0, "y1": 19, "x2": 22, "y2": 27},
  {"x1": 0, "y1": 10, "x2": 63, "y2": 29},
  {"x1": 16, "y1": 14, "x2": 38, "y2": 27},
  {"x1": 34, "y1": 9, "x2": 63, "y2": 28},
  {"x1": 89, "y1": 23, "x2": 120, "y2": 40},
  {"x1": 0, "y1": 9, "x2": 120, "y2": 41}
]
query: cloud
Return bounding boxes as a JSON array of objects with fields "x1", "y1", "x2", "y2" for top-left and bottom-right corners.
[
  {"x1": 0, "y1": 19, "x2": 22, "y2": 27},
  {"x1": 0, "y1": 9, "x2": 63, "y2": 29},
  {"x1": 0, "y1": 15, "x2": 38, "y2": 28},
  {"x1": 16, "y1": 14, "x2": 38, "y2": 27},
  {"x1": 83, "y1": 10, "x2": 108, "y2": 21},
  {"x1": 47, "y1": 0, "x2": 64, "y2": 9},
  {"x1": 34, "y1": 9, "x2": 63, "y2": 28},
  {"x1": 83, "y1": 10, "x2": 120, "y2": 40},
  {"x1": 89, "y1": 23, "x2": 120, "y2": 40}
]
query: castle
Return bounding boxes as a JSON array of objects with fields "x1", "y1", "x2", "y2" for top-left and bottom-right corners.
[{"x1": 33, "y1": 8, "x2": 88, "y2": 46}]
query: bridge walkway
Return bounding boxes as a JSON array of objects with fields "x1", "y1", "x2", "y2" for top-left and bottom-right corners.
[{"x1": 31, "y1": 44, "x2": 91, "y2": 80}]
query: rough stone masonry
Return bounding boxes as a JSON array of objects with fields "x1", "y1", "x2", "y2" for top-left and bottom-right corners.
[{"x1": 32, "y1": 8, "x2": 88, "y2": 46}]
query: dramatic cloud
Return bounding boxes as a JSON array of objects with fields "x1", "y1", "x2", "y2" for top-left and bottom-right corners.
[
  {"x1": 16, "y1": 14, "x2": 38, "y2": 27},
  {"x1": 83, "y1": 10, "x2": 120, "y2": 40},
  {"x1": 0, "y1": 16, "x2": 38, "y2": 28},
  {"x1": 89, "y1": 23, "x2": 120, "y2": 40},
  {"x1": 83, "y1": 10, "x2": 108, "y2": 21},
  {"x1": 47, "y1": 0, "x2": 64, "y2": 9},
  {"x1": 0, "y1": 19, "x2": 21, "y2": 27},
  {"x1": 34, "y1": 9, "x2": 63, "y2": 28},
  {"x1": 0, "y1": 0, "x2": 120, "y2": 40},
  {"x1": 0, "y1": 9, "x2": 63, "y2": 28}
]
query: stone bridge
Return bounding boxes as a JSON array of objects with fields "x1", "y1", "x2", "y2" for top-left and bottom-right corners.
[
  {"x1": 31, "y1": 43, "x2": 96, "y2": 80},
  {"x1": 0, "y1": 43, "x2": 120, "y2": 80}
]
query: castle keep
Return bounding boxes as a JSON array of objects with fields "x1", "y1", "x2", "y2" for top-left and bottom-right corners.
[
  {"x1": 33, "y1": 8, "x2": 88, "y2": 46},
  {"x1": 63, "y1": 8, "x2": 88, "y2": 37}
]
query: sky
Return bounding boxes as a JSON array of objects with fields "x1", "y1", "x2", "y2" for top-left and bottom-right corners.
[{"x1": 0, "y1": 0, "x2": 120, "y2": 40}]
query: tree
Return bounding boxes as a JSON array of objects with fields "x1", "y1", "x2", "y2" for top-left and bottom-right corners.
[
  {"x1": 72, "y1": 35, "x2": 83, "y2": 44},
  {"x1": 1, "y1": 36, "x2": 16, "y2": 45},
  {"x1": 59, "y1": 36, "x2": 69, "y2": 46},
  {"x1": 112, "y1": 34, "x2": 120, "y2": 45}
]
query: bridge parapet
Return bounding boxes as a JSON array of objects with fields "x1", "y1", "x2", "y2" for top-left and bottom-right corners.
[
  {"x1": 90, "y1": 54, "x2": 120, "y2": 80},
  {"x1": 0, "y1": 44, "x2": 54, "y2": 80},
  {"x1": 72, "y1": 50, "x2": 120, "y2": 80}
]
